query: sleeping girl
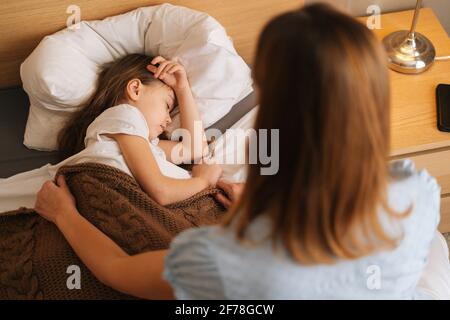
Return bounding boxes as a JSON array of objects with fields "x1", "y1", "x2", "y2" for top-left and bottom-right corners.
[{"x1": 0, "y1": 54, "x2": 223, "y2": 211}]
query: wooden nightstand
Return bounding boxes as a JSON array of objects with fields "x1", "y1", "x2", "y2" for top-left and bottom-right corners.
[{"x1": 359, "y1": 8, "x2": 450, "y2": 232}]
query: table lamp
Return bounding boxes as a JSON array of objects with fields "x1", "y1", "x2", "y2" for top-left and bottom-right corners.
[{"x1": 382, "y1": 0, "x2": 436, "y2": 74}]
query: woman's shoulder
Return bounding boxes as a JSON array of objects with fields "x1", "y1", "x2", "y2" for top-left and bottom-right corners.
[
  {"x1": 164, "y1": 226, "x2": 227, "y2": 299},
  {"x1": 387, "y1": 159, "x2": 441, "y2": 235},
  {"x1": 164, "y1": 222, "x2": 272, "y2": 299},
  {"x1": 164, "y1": 218, "x2": 272, "y2": 271},
  {"x1": 388, "y1": 159, "x2": 440, "y2": 201},
  {"x1": 167, "y1": 226, "x2": 224, "y2": 258}
]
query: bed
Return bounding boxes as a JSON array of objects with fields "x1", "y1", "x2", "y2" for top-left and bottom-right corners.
[
  {"x1": 0, "y1": 0, "x2": 302, "y2": 179},
  {"x1": 0, "y1": 87, "x2": 57, "y2": 178},
  {"x1": 0, "y1": 86, "x2": 257, "y2": 178}
]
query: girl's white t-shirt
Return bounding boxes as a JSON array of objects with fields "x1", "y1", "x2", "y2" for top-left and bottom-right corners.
[{"x1": 73, "y1": 103, "x2": 191, "y2": 180}]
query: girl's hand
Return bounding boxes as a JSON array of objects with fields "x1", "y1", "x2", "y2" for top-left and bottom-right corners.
[
  {"x1": 192, "y1": 162, "x2": 223, "y2": 187},
  {"x1": 147, "y1": 56, "x2": 189, "y2": 91},
  {"x1": 214, "y1": 180, "x2": 245, "y2": 209},
  {"x1": 34, "y1": 175, "x2": 78, "y2": 225}
]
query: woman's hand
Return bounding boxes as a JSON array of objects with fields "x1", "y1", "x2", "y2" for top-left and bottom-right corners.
[
  {"x1": 34, "y1": 175, "x2": 78, "y2": 225},
  {"x1": 192, "y1": 162, "x2": 223, "y2": 187},
  {"x1": 214, "y1": 180, "x2": 245, "y2": 209},
  {"x1": 147, "y1": 56, "x2": 189, "y2": 91}
]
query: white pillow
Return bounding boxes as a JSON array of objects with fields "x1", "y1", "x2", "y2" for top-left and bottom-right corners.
[{"x1": 20, "y1": 3, "x2": 253, "y2": 151}]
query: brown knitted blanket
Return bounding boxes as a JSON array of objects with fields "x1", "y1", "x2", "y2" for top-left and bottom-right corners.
[{"x1": 0, "y1": 163, "x2": 226, "y2": 300}]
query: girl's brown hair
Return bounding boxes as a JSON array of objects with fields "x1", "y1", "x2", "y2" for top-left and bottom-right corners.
[
  {"x1": 58, "y1": 54, "x2": 156, "y2": 160},
  {"x1": 223, "y1": 4, "x2": 410, "y2": 264}
]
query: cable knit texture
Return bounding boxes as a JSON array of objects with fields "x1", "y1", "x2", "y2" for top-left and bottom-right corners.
[{"x1": 0, "y1": 162, "x2": 226, "y2": 300}]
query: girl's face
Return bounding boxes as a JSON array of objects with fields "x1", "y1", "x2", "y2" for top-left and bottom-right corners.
[{"x1": 125, "y1": 79, "x2": 176, "y2": 139}]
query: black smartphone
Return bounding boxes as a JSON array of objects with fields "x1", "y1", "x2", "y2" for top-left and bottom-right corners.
[{"x1": 437, "y1": 84, "x2": 450, "y2": 132}]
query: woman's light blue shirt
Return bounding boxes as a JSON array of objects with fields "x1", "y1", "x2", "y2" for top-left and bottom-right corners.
[{"x1": 163, "y1": 160, "x2": 441, "y2": 299}]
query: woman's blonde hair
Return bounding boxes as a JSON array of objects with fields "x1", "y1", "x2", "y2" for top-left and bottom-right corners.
[{"x1": 222, "y1": 4, "x2": 410, "y2": 264}]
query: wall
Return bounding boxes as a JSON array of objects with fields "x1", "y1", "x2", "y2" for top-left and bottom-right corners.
[{"x1": 305, "y1": 0, "x2": 450, "y2": 36}]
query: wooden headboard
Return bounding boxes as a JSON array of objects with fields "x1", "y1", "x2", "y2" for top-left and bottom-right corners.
[{"x1": 0, "y1": 0, "x2": 303, "y2": 89}]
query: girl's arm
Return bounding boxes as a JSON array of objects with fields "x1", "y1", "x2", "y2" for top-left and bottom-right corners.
[
  {"x1": 111, "y1": 133, "x2": 220, "y2": 206},
  {"x1": 161, "y1": 87, "x2": 208, "y2": 163},
  {"x1": 148, "y1": 57, "x2": 209, "y2": 164},
  {"x1": 34, "y1": 177, "x2": 174, "y2": 300}
]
